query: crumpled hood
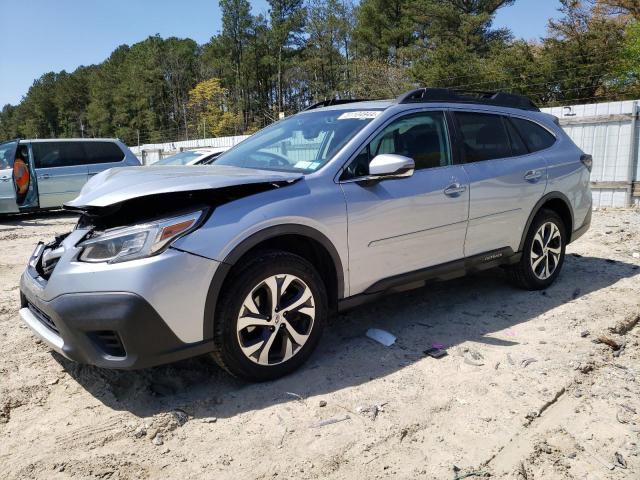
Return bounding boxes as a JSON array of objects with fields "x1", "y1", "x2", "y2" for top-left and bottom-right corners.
[{"x1": 65, "y1": 165, "x2": 303, "y2": 209}]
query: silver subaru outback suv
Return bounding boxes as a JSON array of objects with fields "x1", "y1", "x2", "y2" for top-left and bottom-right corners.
[{"x1": 19, "y1": 88, "x2": 592, "y2": 381}]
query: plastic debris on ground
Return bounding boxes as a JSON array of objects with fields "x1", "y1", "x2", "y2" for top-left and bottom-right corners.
[
  {"x1": 424, "y1": 346, "x2": 447, "y2": 359},
  {"x1": 366, "y1": 328, "x2": 396, "y2": 346},
  {"x1": 310, "y1": 415, "x2": 350, "y2": 428}
]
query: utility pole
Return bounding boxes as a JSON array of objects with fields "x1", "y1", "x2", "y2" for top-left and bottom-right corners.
[
  {"x1": 137, "y1": 129, "x2": 140, "y2": 148},
  {"x1": 80, "y1": 119, "x2": 84, "y2": 138}
]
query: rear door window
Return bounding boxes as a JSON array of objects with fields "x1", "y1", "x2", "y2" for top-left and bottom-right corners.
[
  {"x1": 454, "y1": 112, "x2": 512, "y2": 163},
  {"x1": 510, "y1": 117, "x2": 556, "y2": 152},
  {"x1": 83, "y1": 141, "x2": 125, "y2": 164},
  {"x1": 32, "y1": 142, "x2": 87, "y2": 168}
]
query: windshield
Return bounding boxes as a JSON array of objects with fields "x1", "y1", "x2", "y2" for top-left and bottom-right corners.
[
  {"x1": 0, "y1": 141, "x2": 17, "y2": 170},
  {"x1": 215, "y1": 109, "x2": 382, "y2": 173},
  {"x1": 155, "y1": 151, "x2": 203, "y2": 166}
]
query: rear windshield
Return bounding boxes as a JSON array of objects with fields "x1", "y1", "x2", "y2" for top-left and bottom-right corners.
[{"x1": 215, "y1": 109, "x2": 382, "y2": 173}]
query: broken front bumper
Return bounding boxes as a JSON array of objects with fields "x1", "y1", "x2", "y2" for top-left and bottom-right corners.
[{"x1": 19, "y1": 231, "x2": 221, "y2": 369}]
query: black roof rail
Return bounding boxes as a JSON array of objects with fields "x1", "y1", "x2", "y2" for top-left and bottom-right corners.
[
  {"x1": 396, "y1": 88, "x2": 539, "y2": 112},
  {"x1": 303, "y1": 98, "x2": 371, "y2": 111}
]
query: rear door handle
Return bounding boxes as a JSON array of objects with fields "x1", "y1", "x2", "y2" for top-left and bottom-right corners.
[
  {"x1": 444, "y1": 183, "x2": 467, "y2": 197},
  {"x1": 524, "y1": 170, "x2": 543, "y2": 182},
  {"x1": 38, "y1": 174, "x2": 51, "y2": 180},
  {"x1": 0, "y1": 176, "x2": 10, "y2": 182}
]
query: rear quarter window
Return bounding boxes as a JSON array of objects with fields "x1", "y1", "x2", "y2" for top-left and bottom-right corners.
[
  {"x1": 510, "y1": 117, "x2": 556, "y2": 152},
  {"x1": 83, "y1": 141, "x2": 125, "y2": 164}
]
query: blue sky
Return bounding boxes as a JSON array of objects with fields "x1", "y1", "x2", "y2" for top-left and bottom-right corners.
[{"x1": 0, "y1": 0, "x2": 561, "y2": 107}]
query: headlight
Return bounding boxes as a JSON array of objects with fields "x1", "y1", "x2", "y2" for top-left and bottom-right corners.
[{"x1": 78, "y1": 210, "x2": 204, "y2": 264}]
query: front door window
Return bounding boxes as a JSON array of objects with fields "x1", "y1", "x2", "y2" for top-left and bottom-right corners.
[{"x1": 343, "y1": 111, "x2": 452, "y2": 179}]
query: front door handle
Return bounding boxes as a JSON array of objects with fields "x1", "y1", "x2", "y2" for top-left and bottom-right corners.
[
  {"x1": 524, "y1": 170, "x2": 543, "y2": 182},
  {"x1": 444, "y1": 183, "x2": 467, "y2": 197}
]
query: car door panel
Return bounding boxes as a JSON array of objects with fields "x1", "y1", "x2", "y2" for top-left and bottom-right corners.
[
  {"x1": 32, "y1": 142, "x2": 89, "y2": 208},
  {"x1": 340, "y1": 110, "x2": 470, "y2": 295},
  {"x1": 452, "y1": 111, "x2": 548, "y2": 257},
  {"x1": 36, "y1": 166, "x2": 88, "y2": 208},
  {"x1": 342, "y1": 166, "x2": 469, "y2": 294},
  {"x1": 463, "y1": 155, "x2": 547, "y2": 256}
]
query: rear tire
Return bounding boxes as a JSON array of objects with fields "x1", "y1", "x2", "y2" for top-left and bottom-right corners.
[
  {"x1": 210, "y1": 250, "x2": 327, "y2": 381},
  {"x1": 506, "y1": 209, "x2": 566, "y2": 290}
]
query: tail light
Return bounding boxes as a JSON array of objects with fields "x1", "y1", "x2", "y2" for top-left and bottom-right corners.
[{"x1": 580, "y1": 154, "x2": 593, "y2": 172}]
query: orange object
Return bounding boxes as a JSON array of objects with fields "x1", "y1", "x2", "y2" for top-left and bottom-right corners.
[{"x1": 13, "y1": 158, "x2": 30, "y2": 196}]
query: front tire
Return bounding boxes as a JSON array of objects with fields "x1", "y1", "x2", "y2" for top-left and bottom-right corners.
[
  {"x1": 507, "y1": 209, "x2": 566, "y2": 290},
  {"x1": 211, "y1": 251, "x2": 327, "y2": 381}
]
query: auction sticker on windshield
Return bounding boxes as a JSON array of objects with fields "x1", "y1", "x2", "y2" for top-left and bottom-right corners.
[{"x1": 337, "y1": 111, "x2": 381, "y2": 120}]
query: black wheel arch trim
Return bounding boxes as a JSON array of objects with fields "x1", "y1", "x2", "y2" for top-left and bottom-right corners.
[
  {"x1": 203, "y1": 224, "x2": 345, "y2": 339},
  {"x1": 518, "y1": 192, "x2": 574, "y2": 252}
]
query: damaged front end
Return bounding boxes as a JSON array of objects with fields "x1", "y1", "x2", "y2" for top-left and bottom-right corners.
[
  {"x1": 65, "y1": 164, "x2": 302, "y2": 229},
  {"x1": 69, "y1": 180, "x2": 296, "y2": 231},
  {"x1": 20, "y1": 165, "x2": 302, "y2": 368},
  {"x1": 29, "y1": 165, "x2": 303, "y2": 276},
  {"x1": 60, "y1": 164, "x2": 301, "y2": 256}
]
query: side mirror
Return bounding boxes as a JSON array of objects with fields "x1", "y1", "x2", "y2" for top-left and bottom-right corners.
[{"x1": 368, "y1": 154, "x2": 415, "y2": 179}]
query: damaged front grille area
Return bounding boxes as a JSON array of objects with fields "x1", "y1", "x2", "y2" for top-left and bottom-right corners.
[
  {"x1": 35, "y1": 234, "x2": 69, "y2": 280},
  {"x1": 40, "y1": 248, "x2": 63, "y2": 278}
]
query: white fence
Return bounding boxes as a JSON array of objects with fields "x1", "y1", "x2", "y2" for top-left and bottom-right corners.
[
  {"x1": 542, "y1": 100, "x2": 639, "y2": 207},
  {"x1": 128, "y1": 100, "x2": 640, "y2": 207}
]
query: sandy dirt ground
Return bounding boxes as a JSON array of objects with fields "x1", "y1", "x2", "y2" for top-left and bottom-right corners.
[{"x1": 0, "y1": 209, "x2": 639, "y2": 480}]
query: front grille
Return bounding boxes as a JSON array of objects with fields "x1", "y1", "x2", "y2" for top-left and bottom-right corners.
[
  {"x1": 89, "y1": 331, "x2": 126, "y2": 357},
  {"x1": 27, "y1": 302, "x2": 59, "y2": 334}
]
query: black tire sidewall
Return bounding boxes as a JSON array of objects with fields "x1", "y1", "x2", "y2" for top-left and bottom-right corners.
[
  {"x1": 214, "y1": 252, "x2": 327, "y2": 381},
  {"x1": 521, "y1": 210, "x2": 567, "y2": 289}
]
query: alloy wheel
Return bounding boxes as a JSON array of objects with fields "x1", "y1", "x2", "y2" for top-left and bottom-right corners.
[
  {"x1": 530, "y1": 221, "x2": 562, "y2": 280},
  {"x1": 236, "y1": 274, "x2": 316, "y2": 366}
]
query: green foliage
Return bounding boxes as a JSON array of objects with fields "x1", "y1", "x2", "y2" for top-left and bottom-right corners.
[
  {"x1": 353, "y1": 0, "x2": 415, "y2": 63},
  {"x1": 1, "y1": 0, "x2": 637, "y2": 143},
  {"x1": 615, "y1": 20, "x2": 640, "y2": 95},
  {"x1": 536, "y1": 0, "x2": 626, "y2": 104}
]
